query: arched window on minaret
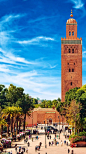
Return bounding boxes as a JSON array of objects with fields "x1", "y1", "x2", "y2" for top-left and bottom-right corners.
[
  {"x1": 72, "y1": 31, "x2": 74, "y2": 36},
  {"x1": 69, "y1": 49, "x2": 71, "y2": 53},
  {"x1": 69, "y1": 31, "x2": 71, "y2": 36},
  {"x1": 72, "y1": 49, "x2": 74, "y2": 53},
  {"x1": 71, "y1": 82, "x2": 72, "y2": 86},
  {"x1": 69, "y1": 68, "x2": 71, "y2": 72},
  {"x1": 72, "y1": 69, "x2": 74, "y2": 72}
]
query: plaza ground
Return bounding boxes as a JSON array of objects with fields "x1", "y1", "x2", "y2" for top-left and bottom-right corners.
[{"x1": 4, "y1": 132, "x2": 86, "y2": 154}]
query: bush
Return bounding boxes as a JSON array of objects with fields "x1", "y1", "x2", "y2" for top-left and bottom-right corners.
[
  {"x1": 79, "y1": 131, "x2": 86, "y2": 136},
  {"x1": 72, "y1": 136, "x2": 86, "y2": 143},
  {"x1": 70, "y1": 131, "x2": 86, "y2": 143},
  {"x1": 69, "y1": 134, "x2": 76, "y2": 141}
]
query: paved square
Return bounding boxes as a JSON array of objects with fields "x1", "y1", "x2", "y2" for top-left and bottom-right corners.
[{"x1": 4, "y1": 132, "x2": 86, "y2": 154}]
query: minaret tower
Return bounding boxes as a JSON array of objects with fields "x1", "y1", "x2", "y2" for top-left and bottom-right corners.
[{"x1": 61, "y1": 10, "x2": 82, "y2": 102}]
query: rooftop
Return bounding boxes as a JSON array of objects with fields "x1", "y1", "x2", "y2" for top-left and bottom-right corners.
[{"x1": 66, "y1": 18, "x2": 77, "y2": 24}]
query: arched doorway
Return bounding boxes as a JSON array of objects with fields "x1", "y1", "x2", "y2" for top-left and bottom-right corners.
[{"x1": 49, "y1": 118, "x2": 52, "y2": 124}]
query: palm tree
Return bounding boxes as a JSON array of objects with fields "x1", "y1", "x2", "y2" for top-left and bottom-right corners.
[
  {"x1": 41, "y1": 100, "x2": 47, "y2": 108},
  {"x1": 17, "y1": 94, "x2": 34, "y2": 131},
  {"x1": 14, "y1": 107, "x2": 22, "y2": 134},
  {"x1": 3, "y1": 106, "x2": 22, "y2": 136},
  {"x1": 0, "y1": 108, "x2": 7, "y2": 139}
]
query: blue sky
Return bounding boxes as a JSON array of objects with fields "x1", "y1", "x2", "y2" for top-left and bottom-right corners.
[{"x1": 0, "y1": 0, "x2": 86, "y2": 100}]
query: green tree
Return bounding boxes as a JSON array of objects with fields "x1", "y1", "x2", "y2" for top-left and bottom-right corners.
[
  {"x1": 3, "y1": 106, "x2": 22, "y2": 136},
  {"x1": 65, "y1": 87, "x2": 79, "y2": 105},
  {"x1": 66, "y1": 100, "x2": 81, "y2": 134},
  {"x1": 6, "y1": 84, "x2": 24, "y2": 106},
  {"x1": 0, "y1": 84, "x2": 8, "y2": 109},
  {"x1": 17, "y1": 94, "x2": 34, "y2": 131},
  {"x1": 47, "y1": 100, "x2": 52, "y2": 108},
  {"x1": 0, "y1": 107, "x2": 7, "y2": 138},
  {"x1": 52, "y1": 99, "x2": 58, "y2": 108},
  {"x1": 32, "y1": 98, "x2": 38, "y2": 104},
  {"x1": 57, "y1": 98, "x2": 61, "y2": 102},
  {"x1": 40, "y1": 100, "x2": 47, "y2": 108}
]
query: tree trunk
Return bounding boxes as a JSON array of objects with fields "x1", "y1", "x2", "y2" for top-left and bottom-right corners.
[
  {"x1": 13, "y1": 122, "x2": 15, "y2": 135},
  {"x1": 19, "y1": 119, "x2": 21, "y2": 133},
  {"x1": 74, "y1": 121, "x2": 76, "y2": 135},
  {"x1": 23, "y1": 113, "x2": 26, "y2": 131},
  {"x1": 7, "y1": 114, "x2": 10, "y2": 136},
  {"x1": 11, "y1": 116, "x2": 13, "y2": 137},
  {"x1": 78, "y1": 129, "x2": 79, "y2": 134},
  {"x1": 16, "y1": 116, "x2": 18, "y2": 135},
  {"x1": 1, "y1": 125, "x2": 3, "y2": 139}
]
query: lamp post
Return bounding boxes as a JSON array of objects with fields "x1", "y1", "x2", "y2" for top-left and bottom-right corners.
[
  {"x1": 61, "y1": 114, "x2": 63, "y2": 131},
  {"x1": 47, "y1": 120, "x2": 48, "y2": 127},
  {"x1": 58, "y1": 116, "x2": 60, "y2": 139},
  {"x1": 32, "y1": 110, "x2": 33, "y2": 135},
  {"x1": 44, "y1": 120, "x2": 47, "y2": 148}
]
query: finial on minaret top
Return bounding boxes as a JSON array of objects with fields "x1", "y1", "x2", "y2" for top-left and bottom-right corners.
[{"x1": 70, "y1": 9, "x2": 73, "y2": 17}]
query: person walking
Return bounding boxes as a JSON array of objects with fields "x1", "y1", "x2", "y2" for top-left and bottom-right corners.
[
  {"x1": 10, "y1": 150, "x2": 12, "y2": 154},
  {"x1": 15, "y1": 144, "x2": 17, "y2": 153},
  {"x1": 21, "y1": 151, "x2": 23, "y2": 154},
  {"x1": 35, "y1": 146, "x2": 37, "y2": 151},
  {"x1": 26, "y1": 148, "x2": 28, "y2": 154},
  {"x1": 49, "y1": 141, "x2": 51, "y2": 146},
  {"x1": 27, "y1": 142, "x2": 30, "y2": 147},
  {"x1": 39, "y1": 142, "x2": 42, "y2": 147},
  {"x1": 32, "y1": 137, "x2": 33, "y2": 142},
  {"x1": 61, "y1": 140, "x2": 63, "y2": 146},
  {"x1": 67, "y1": 141, "x2": 68, "y2": 146},
  {"x1": 51, "y1": 141, "x2": 54, "y2": 145},
  {"x1": 68, "y1": 149, "x2": 70, "y2": 154},
  {"x1": 71, "y1": 150, "x2": 74, "y2": 154}
]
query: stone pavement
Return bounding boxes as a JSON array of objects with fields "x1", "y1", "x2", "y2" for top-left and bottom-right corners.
[{"x1": 4, "y1": 133, "x2": 86, "y2": 154}]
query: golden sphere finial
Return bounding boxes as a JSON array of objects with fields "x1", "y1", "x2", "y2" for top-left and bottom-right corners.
[{"x1": 70, "y1": 9, "x2": 73, "y2": 17}]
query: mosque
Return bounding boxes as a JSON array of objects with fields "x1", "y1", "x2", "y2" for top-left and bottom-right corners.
[{"x1": 26, "y1": 10, "x2": 82, "y2": 126}]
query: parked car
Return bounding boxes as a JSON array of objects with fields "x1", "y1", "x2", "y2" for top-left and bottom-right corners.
[
  {"x1": 47, "y1": 126, "x2": 58, "y2": 132},
  {"x1": 0, "y1": 143, "x2": 3, "y2": 152}
]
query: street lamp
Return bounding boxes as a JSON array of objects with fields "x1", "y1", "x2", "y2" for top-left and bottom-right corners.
[
  {"x1": 47, "y1": 120, "x2": 48, "y2": 127},
  {"x1": 61, "y1": 114, "x2": 63, "y2": 131},
  {"x1": 58, "y1": 116, "x2": 60, "y2": 139},
  {"x1": 32, "y1": 110, "x2": 33, "y2": 136},
  {"x1": 44, "y1": 120, "x2": 47, "y2": 148}
]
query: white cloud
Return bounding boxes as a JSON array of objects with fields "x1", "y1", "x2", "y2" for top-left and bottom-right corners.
[
  {"x1": 82, "y1": 51, "x2": 86, "y2": 57},
  {"x1": 70, "y1": 0, "x2": 84, "y2": 9},
  {"x1": 0, "y1": 64, "x2": 10, "y2": 72},
  {"x1": 0, "y1": 14, "x2": 25, "y2": 24},
  {"x1": 69, "y1": 0, "x2": 86, "y2": 18},
  {"x1": 0, "y1": 13, "x2": 61, "y2": 100},
  {"x1": 49, "y1": 64, "x2": 57, "y2": 69},
  {"x1": 0, "y1": 31, "x2": 13, "y2": 45},
  {"x1": 0, "y1": 48, "x2": 36, "y2": 65},
  {"x1": 0, "y1": 63, "x2": 61, "y2": 100},
  {"x1": 17, "y1": 70, "x2": 38, "y2": 78},
  {"x1": 18, "y1": 36, "x2": 54, "y2": 45},
  {"x1": 83, "y1": 51, "x2": 86, "y2": 54}
]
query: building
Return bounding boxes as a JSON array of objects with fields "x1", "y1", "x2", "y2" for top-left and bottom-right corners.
[
  {"x1": 26, "y1": 107, "x2": 66, "y2": 126},
  {"x1": 61, "y1": 10, "x2": 82, "y2": 102}
]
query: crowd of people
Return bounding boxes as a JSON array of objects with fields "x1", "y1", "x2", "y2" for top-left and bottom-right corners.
[{"x1": 1, "y1": 128, "x2": 75, "y2": 154}]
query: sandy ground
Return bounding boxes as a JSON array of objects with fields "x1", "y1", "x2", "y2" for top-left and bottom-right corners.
[{"x1": 3, "y1": 132, "x2": 86, "y2": 154}]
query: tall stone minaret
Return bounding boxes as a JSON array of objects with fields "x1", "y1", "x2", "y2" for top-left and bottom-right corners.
[{"x1": 61, "y1": 10, "x2": 82, "y2": 102}]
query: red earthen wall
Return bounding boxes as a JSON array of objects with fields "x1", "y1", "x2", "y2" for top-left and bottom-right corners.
[{"x1": 26, "y1": 109, "x2": 66, "y2": 126}]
